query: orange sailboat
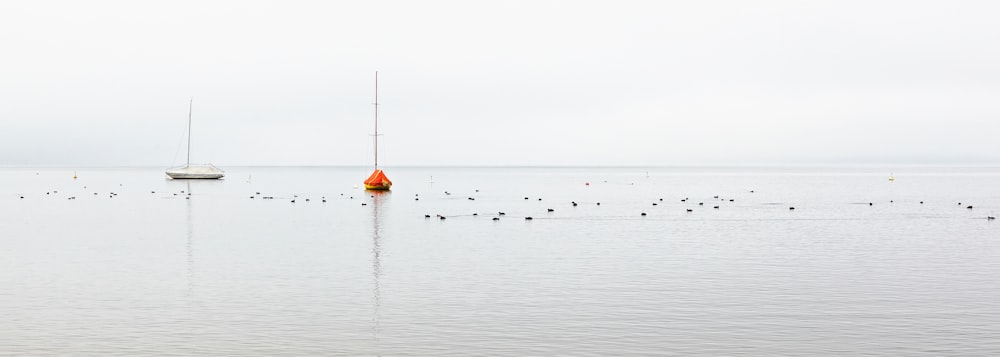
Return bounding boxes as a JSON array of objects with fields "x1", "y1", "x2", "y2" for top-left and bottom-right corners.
[{"x1": 364, "y1": 71, "x2": 392, "y2": 190}]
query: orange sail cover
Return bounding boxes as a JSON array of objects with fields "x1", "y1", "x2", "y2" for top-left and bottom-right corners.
[{"x1": 364, "y1": 169, "x2": 392, "y2": 190}]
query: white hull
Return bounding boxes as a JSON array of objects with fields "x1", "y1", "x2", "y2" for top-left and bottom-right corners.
[{"x1": 166, "y1": 165, "x2": 224, "y2": 179}]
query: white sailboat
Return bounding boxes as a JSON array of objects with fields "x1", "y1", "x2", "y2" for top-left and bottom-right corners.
[{"x1": 166, "y1": 99, "x2": 224, "y2": 179}]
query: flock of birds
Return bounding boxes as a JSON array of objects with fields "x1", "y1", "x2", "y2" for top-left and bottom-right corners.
[
  {"x1": 12, "y1": 180, "x2": 998, "y2": 222},
  {"x1": 418, "y1": 192, "x2": 997, "y2": 221}
]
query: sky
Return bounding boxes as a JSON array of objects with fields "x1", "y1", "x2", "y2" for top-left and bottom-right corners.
[{"x1": 1, "y1": 0, "x2": 998, "y2": 167}]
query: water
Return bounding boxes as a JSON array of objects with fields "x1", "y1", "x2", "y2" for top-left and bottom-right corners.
[{"x1": 1, "y1": 166, "x2": 999, "y2": 355}]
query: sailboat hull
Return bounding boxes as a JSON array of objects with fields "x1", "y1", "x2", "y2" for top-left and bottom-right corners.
[
  {"x1": 364, "y1": 169, "x2": 392, "y2": 190},
  {"x1": 166, "y1": 165, "x2": 225, "y2": 179}
]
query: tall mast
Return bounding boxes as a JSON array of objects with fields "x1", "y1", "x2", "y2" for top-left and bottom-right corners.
[
  {"x1": 373, "y1": 71, "x2": 379, "y2": 170},
  {"x1": 187, "y1": 97, "x2": 193, "y2": 167}
]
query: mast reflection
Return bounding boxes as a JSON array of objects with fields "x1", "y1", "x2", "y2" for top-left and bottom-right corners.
[{"x1": 370, "y1": 190, "x2": 389, "y2": 352}]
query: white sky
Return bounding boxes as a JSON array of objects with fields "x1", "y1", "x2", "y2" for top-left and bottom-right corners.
[{"x1": 1, "y1": 0, "x2": 998, "y2": 167}]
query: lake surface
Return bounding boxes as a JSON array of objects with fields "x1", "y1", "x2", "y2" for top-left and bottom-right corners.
[{"x1": 1, "y1": 166, "x2": 999, "y2": 355}]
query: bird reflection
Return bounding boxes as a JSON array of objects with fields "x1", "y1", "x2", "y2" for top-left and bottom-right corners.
[{"x1": 370, "y1": 190, "x2": 389, "y2": 352}]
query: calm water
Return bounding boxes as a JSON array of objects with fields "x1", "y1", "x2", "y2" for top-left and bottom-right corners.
[{"x1": 1, "y1": 166, "x2": 999, "y2": 355}]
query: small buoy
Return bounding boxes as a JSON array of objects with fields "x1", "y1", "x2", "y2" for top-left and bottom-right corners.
[
  {"x1": 538, "y1": 198, "x2": 542, "y2": 201},
  {"x1": 585, "y1": 182, "x2": 590, "y2": 186},
  {"x1": 869, "y1": 202, "x2": 873, "y2": 206},
  {"x1": 659, "y1": 198, "x2": 663, "y2": 202},
  {"x1": 920, "y1": 201, "x2": 924, "y2": 204}
]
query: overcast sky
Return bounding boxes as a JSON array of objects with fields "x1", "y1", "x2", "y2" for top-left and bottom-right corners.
[{"x1": 1, "y1": 1, "x2": 998, "y2": 167}]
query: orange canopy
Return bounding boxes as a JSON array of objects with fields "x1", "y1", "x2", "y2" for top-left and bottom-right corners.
[{"x1": 364, "y1": 169, "x2": 392, "y2": 189}]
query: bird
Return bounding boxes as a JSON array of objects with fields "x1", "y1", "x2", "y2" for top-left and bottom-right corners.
[
  {"x1": 439, "y1": 216, "x2": 446, "y2": 220},
  {"x1": 525, "y1": 216, "x2": 533, "y2": 220},
  {"x1": 424, "y1": 214, "x2": 431, "y2": 218},
  {"x1": 572, "y1": 201, "x2": 578, "y2": 206},
  {"x1": 652, "y1": 203, "x2": 658, "y2": 206},
  {"x1": 713, "y1": 206, "x2": 719, "y2": 209},
  {"x1": 988, "y1": 216, "x2": 996, "y2": 220},
  {"x1": 641, "y1": 212, "x2": 647, "y2": 216},
  {"x1": 967, "y1": 205, "x2": 974, "y2": 209},
  {"x1": 686, "y1": 209, "x2": 693, "y2": 212},
  {"x1": 698, "y1": 202, "x2": 704, "y2": 206},
  {"x1": 498, "y1": 211, "x2": 506, "y2": 216},
  {"x1": 547, "y1": 208, "x2": 554, "y2": 212},
  {"x1": 492, "y1": 217, "x2": 500, "y2": 221},
  {"x1": 789, "y1": 207, "x2": 795, "y2": 210}
]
